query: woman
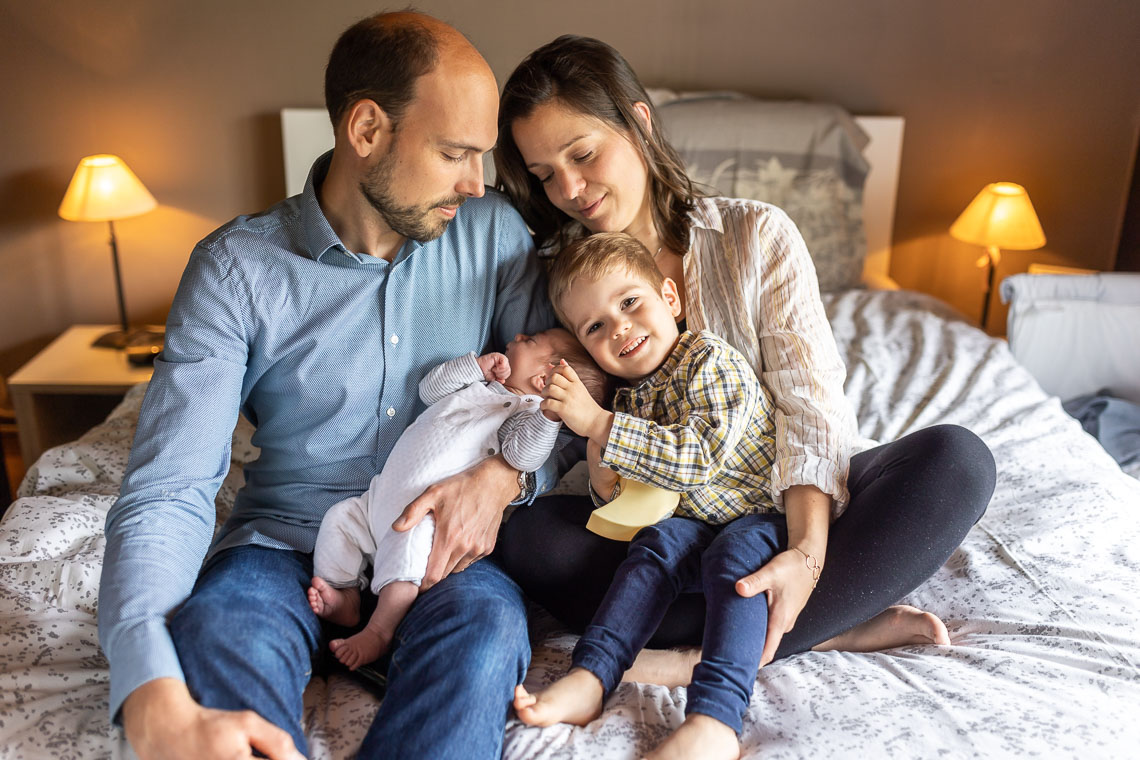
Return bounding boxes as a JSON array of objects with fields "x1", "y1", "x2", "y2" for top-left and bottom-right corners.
[{"x1": 494, "y1": 35, "x2": 996, "y2": 692}]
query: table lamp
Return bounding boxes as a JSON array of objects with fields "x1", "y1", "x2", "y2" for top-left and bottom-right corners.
[
  {"x1": 59, "y1": 154, "x2": 163, "y2": 349},
  {"x1": 950, "y1": 182, "x2": 1046, "y2": 331}
]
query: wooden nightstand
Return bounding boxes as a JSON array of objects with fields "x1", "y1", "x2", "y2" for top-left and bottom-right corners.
[{"x1": 7, "y1": 325, "x2": 156, "y2": 467}]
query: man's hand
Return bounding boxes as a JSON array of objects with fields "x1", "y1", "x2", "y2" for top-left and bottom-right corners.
[
  {"x1": 123, "y1": 678, "x2": 305, "y2": 760},
  {"x1": 392, "y1": 455, "x2": 518, "y2": 588},
  {"x1": 542, "y1": 360, "x2": 613, "y2": 444},
  {"x1": 476, "y1": 352, "x2": 511, "y2": 384}
]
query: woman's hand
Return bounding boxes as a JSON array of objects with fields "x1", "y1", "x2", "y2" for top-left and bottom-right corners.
[
  {"x1": 736, "y1": 484, "x2": 831, "y2": 666},
  {"x1": 477, "y1": 352, "x2": 511, "y2": 383},
  {"x1": 542, "y1": 360, "x2": 613, "y2": 443},
  {"x1": 393, "y1": 455, "x2": 518, "y2": 588},
  {"x1": 735, "y1": 547, "x2": 821, "y2": 665}
]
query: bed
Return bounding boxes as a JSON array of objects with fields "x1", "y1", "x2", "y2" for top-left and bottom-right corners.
[{"x1": 3, "y1": 94, "x2": 1139, "y2": 759}]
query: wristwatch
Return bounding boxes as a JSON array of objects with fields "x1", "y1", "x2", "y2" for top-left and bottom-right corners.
[{"x1": 513, "y1": 469, "x2": 532, "y2": 504}]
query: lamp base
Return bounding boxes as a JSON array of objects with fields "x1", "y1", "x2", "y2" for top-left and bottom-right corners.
[{"x1": 91, "y1": 325, "x2": 165, "y2": 353}]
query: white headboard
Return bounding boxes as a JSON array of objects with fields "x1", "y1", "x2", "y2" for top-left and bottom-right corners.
[{"x1": 280, "y1": 108, "x2": 903, "y2": 285}]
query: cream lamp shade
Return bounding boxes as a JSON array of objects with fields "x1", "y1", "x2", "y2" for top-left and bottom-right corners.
[
  {"x1": 949, "y1": 182, "x2": 1046, "y2": 250},
  {"x1": 58, "y1": 154, "x2": 162, "y2": 350},
  {"x1": 58, "y1": 154, "x2": 157, "y2": 222}
]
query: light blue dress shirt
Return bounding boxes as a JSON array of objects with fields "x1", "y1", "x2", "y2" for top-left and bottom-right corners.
[{"x1": 98, "y1": 152, "x2": 555, "y2": 720}]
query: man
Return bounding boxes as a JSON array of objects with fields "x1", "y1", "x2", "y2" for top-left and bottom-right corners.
[{"x1": 98, "y1": 12, "x2": 553, "y2": 760}]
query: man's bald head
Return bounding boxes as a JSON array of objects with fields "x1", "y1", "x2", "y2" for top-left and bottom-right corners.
[{"x1": 324, "y1": 10, "x2": 492, "y2": 132}]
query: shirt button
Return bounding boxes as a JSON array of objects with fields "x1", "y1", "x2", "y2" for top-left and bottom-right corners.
[
  {"x1": 390, "y1": 334, "x2": 399, "y2": 344},
  {"x1": 386, "y1": 407, "x2": 396, "y2": 417},
  {"x1": 487, "y1": 448, "x2": 496, "y2": 455},
  {"x1": 503, "y1": 402, "x2": 511, "y2": 408}
]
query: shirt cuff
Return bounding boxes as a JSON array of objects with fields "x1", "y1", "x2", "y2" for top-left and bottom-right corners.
[
  {"x1": 106, "y1": 619, "x2": 186, "y2": 725},
  {"x1": 770, "y1": 453, "x2": 850, "y2": 518},
  {"x1": 599, "y1": 412, "x2": 650, "y2": 476}
]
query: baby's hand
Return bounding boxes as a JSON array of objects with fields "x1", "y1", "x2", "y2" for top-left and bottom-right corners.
[
  {"x1": 543, "y1": 360, "x2": 613, "y2": 444},
  {"x1": 477, "y1": 352, "x2": 511, "y2": 383}
]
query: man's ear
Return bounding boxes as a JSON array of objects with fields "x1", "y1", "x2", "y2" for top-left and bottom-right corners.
[
  {"x1": 343, "y1": 99, "x2": 393, "y2": 159},
  {"x1": 661, "y1": 277, "x2": 682, "y2": 318},
  {"x1": 631, "y1": 101, "x2": 653, "y2": 136}
]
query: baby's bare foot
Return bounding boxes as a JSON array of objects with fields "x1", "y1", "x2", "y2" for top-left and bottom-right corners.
[
  {"x1": 816, "y1": 604, "x2": 951, "y2": 653},
  {"x1": 514, "y1": 668, "x2": 604, "y2": 727},
  {"x1": 307, "y1": 577, "x2": 361, "y2": 627},
  {"x1": 645, "y1": 714, "x2": 739, "y2": 760},
  {"x1": 329, "y1": 629, "x2": 389, "y2": 671}
]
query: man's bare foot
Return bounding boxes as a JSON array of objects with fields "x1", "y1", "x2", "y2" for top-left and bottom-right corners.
[
  {"x1": 645, "y1": 714, "x2": 739, "y2": 760},
  {"x1": 815, "y1": 604, "x2": 951, "y2": 653},
  {"x1": 329, "y1": 628, "x2": 390, "y2": 671},
  {"x1": 514, "y1": 668, "x2": 605, "y2": 727},
  {"x1": 307, "y1": 577, "x2": 360, "y2": 627},
  {"x1": 622, "y1": 647, "x2": 701, "y2": 688}
]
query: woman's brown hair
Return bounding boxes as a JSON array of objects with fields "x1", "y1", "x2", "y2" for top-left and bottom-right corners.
[{"x1": 495, "y1": 35, "x2": 699, "y2": 255}]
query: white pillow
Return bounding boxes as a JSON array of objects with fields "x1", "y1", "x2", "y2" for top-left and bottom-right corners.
[{"x1": 1000, "y1": 273, "x2": 1140, "y2": 404}]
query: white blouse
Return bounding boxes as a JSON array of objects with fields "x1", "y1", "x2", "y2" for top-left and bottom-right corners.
[{"x1": 683, "y1": 196, "x2": 859, "y2": 514}]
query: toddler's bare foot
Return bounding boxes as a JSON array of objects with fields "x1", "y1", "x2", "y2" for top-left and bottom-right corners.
[
  {"x1": 815, "y1": 604, "x2": 951, "y2": 653},
  {"x1": 307, "y1": 576, "x2": 360, "y2": 627},
  {"x1": 329, "y1": 627, "x2": 390, "y2": 671},
  {"x1": 645, "y1": 714, "x2": 739, "y2": 760},
  {"x1": 513, "y1": 668, "x2": 604, "y2": 727}
]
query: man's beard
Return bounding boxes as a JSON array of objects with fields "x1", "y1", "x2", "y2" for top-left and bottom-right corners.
[{"x1": 361, "y1": 150, "x2": 465, "y2": 243}]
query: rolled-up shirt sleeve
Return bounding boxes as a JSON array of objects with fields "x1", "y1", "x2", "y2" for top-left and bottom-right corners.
[
  {"x1": 98, "y1": 243, "x2": 250, "y2": 722},
  {"x1": 749, "y1": 207, "x2": 856, "y2": 513}
]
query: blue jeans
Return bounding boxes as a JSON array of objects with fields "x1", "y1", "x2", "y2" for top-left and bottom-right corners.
[
  {"x1": 170, "y1": 545, "x2": 529, "y2": 759},
  {"x1": 572, "y1": 513, "x2": 786, "y2": 734}
]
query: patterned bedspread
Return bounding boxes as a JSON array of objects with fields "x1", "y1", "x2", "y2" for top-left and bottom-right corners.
[{"x1": 3, "y1": 289, "x2": 1139, "y2": 759}]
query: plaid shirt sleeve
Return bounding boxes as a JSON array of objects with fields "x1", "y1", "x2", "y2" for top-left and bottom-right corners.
[{"x1": 601, "y1": 338, "x2": 759, "y2": 491}]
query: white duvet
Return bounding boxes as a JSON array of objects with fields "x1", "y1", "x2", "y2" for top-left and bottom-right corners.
[{"x1": 3, "y1": 289, "x2": 1139, "y2": 759}]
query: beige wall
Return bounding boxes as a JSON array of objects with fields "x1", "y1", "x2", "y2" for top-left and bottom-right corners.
[{"x1": 2, "y1": 0, "x2": 1139, "y2": 382}]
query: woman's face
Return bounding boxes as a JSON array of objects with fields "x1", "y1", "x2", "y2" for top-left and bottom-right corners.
[{"x1": 511, "y1": 100, "x2": 653, "y2": 240}]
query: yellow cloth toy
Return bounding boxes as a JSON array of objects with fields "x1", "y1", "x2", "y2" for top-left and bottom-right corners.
[{"x1": 586, "y1": 478, "x2": 680, "y2": 541}]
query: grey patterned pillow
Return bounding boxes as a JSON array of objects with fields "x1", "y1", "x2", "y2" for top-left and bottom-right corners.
[{"x1": 651, "y1": 91, "x2": 870, "y2": 291}]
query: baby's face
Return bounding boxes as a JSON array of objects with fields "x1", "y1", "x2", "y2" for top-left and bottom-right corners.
[
  {"x1": 557, "y1": 267, "x2": 681, "y2": 382},
  {"x1": 504, "y1": 328, "x2": 571, "y2": 394}
]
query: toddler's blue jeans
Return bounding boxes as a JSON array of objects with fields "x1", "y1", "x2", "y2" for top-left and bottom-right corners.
[{"x1": 571, "y1": 512, "x2": 786, "y2": 734}]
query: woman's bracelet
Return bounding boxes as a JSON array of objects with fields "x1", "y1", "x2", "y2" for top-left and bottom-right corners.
[{"x1": 793, "y1": 547, "x2": 822, "y2": 589}]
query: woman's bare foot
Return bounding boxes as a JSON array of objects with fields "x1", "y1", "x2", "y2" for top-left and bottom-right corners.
[
  {"x1": 622, "y1": 647, "x2": 701, "y2": 688},
  {"x1": 815, "y1": 604, "x2": 951, "y2": 653},
  {"x1": 514, "y1": 668, "x2": 605, "y2": 727},
  {"x1": 329, "y1": 627, "x2": 390, "y2": 670},
  {"x1": 645, "y1": 714, "x2": 739, "y2": 760},
  {"x1": 307, "y1": 577, "x2": 361, "y2": 627}
]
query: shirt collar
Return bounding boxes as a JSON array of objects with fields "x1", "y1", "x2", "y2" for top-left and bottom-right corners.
[
  {"x1": 628, "y1": 330, "x2": 697, "y2": 393},
  {"x1": 298, "y1": 150, "x2": 426, "y2": 266},
  {"x1": 298, "y1": 151, "x2": 347, "y2": 263},
  {"x1": 687, "y1": 197, "x2": 725, "y2": 244}
]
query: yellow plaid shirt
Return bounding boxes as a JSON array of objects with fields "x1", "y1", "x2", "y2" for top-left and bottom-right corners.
[{"x1": 601, "y1": 330, "x2": 778, "y2": 524}]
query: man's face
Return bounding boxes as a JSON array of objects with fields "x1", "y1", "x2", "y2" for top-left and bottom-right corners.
[{"x1": 361, "y1": 64, "x2": 499, "y2": 242}]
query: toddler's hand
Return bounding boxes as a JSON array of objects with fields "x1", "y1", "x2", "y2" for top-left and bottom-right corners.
[
  {"x1": 586, "y1": 438, "x2": 619, "y2": 501},
  {"x1": 477, "y1": 352, "x2": 511, "y2": 383},
  {"x1": 543, "y1": 360, "x2": 613, "y2": 444}
]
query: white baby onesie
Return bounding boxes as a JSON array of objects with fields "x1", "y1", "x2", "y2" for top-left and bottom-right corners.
[{"x1": 313, "y1": 352, "x2": 560, "y2": 594}]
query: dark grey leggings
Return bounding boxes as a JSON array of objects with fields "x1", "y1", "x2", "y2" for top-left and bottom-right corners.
[{"x1": 495, "y1": 424, "x2": 996, "y2": 659}]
